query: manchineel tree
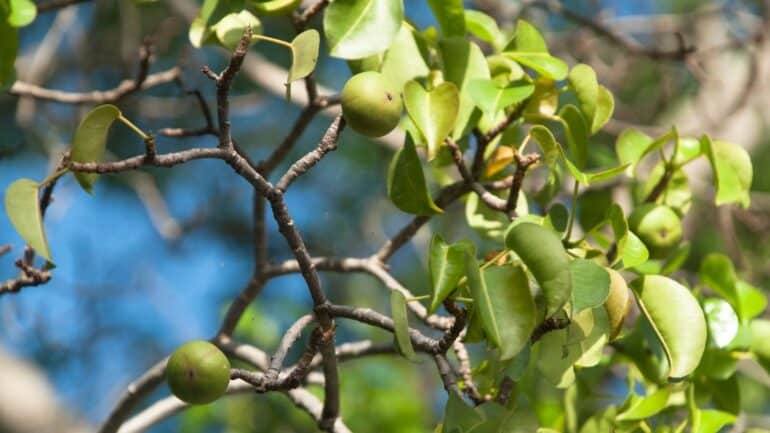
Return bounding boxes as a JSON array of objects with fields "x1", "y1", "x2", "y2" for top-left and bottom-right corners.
[{"x1": 0, "y1": 0, "x2": 765, "y2": 432}]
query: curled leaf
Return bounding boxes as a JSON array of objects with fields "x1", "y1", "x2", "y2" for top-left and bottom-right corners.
[{"x1": 4, "y1": 179, "x2": 51, "y2": 261}]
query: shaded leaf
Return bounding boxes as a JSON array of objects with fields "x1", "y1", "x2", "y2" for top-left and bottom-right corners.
[
  {"x1": 71, "y1": 104, "x2": 121, "y2": 193},
  {"x1": 443, "y1": 391, "x2": 484, "y2": 433},
  {"x1": 439, "y1": 38, "x2": 490, "y2": 139},
  {"x1": 427, "y1": 0, "x2": 464, "y2": 37},
  {"x1": 403, "y1": 80, "x2": 459, "y2": 159},
  {"x1": 429, "y1": 235, "x2": 473, "y2": 314},
  {"x1": 604, "y1": 269, "x2": 632, "y2": 340},
  {"x1": 390, "y1": 290, "x2": 420, "y2": 362},
  {"x1": 699, "y1": 253, "x2": 741, "y2": 320},
  {"x1": 608, "y1": 204, "x2": 649, "y2": 269},
  {"x1": 570, "y1": 259, "x2": 610, "y2": 313},
  {"x1": 483, "y1": 264, "x2": 536, "y2": 360},
  {"x1": 387, "y1": 137, "x2": 442, "y2": 215},
  {"x1": 630, "y1": 275, "x2": 707, "y2": 380},
  {"x1": 465, "y1": 250, "x2": 502, "y2": 348},
  {"x1": 4, "y1": 179, "x2": 51, "y2": 261},
  {"x1": 324, "y1": 0, "x2": 403, "y2": 59},
  {"x1": 285, "y1": 29, "x2": 320, "y2": 99},
  {"x1": 0, "y1": 12, "x2": 18, "y2": 89}
]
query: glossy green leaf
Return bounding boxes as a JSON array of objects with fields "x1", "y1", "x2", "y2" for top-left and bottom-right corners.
[
  {"x1": 615, "y1": 128, "x2": 654, "y2": 175},
  {"x1": 71, "y1": 104, "x2": 121, "y2": 193},
  {"x1": 615, "y1": 388, "x2": 670, "y2": 421},
  {"x1": 428, "y1": 235, "x2": 472, "y2": 314},
  {"x1": 558, "y1": 104, "x2": 589, "y2": 169},
  {"x1": 504, "y1": 52, "x2": 568, "y2": 81},
  {"x1": 427, "y1": 0, "x2": 464, "y2": 37},
  {"x1": 465, "y1": 250, "x2": 502, "y2": 348},
  {"x1": 213, "y1": 10, "x2": 262, "y2": 50},
  {"x1": 439, "y1": 38, "x2": 490, "y2": 139},
  {"x1": 324, "y1": 0, "x2": 403, "y2": 59},
  {"x1": 505, "y1": 222, "x2": 571, "y2": 317},
  {"x1": 403, "y1": 80, "x2": 459, "y2": 160},
  {"x1": 703, "y1": 298, "x2": 739, "y2": 348},
  {"x1": 590, "y1": 85, "x2": 614, "y2": 134},
  {"x1": 736, "y1": 280, "x2": 766, "y2": 322},
  {"x1": 693, "y1": 409, "x2": 736, "y2": 433},
  {"x1": 390, "y1": 290, "x2": 420, "y2": 362},
  {"x1": 674, "y1": 136, "x2": 703, "y2": 165},
  {"x1": 386, "y1": 136, "x2": 442, "y2": 216},
  {"x1": 701, "y1": 136, "x2": 753, "y2": 208},
  {"x1": 7, "y1": 0, "x2": 36, "y2": 27},
  {"x1": 511, "y1": 19, "x2": 548, "y2": 53},
  {"x1": 467, "y1": 79, "x2": 534, "y2": 116},
  {"x1": 4, "y1": 179, "x2": 51, "y2": 261},
  {"x1": 570, "y1": 259, "x2": 611, "y2": 313},
  {"x1": 188, "y1": 0, "x2": 239, "y2": 48},
  {"x1": 464, "y1": 10, "x2": 503, "y2": 51},
  {"x1": 443, "y1": 391, "x2": 483, "y2": 433},
  {"x1": 380, "y1": 23, "x2": 430, "y2": 90},
  {"x1": 568, "y1": 64, "x2": 598, "y2": 125},
  {"x1": 699, "y1": 253, "x2": 741, "y2": 319},
  {"x1": 0, "y1": 12, "x2": 17, "y2": 89},
  {"x1": 630, "y1": 275, "x2": 707, "y2": 380},
  {"x1": 287, "y1": 29, "x2": 320, "y2": 86},
  {"x1": 483, "y1": 264, "x2": 536, "y2": 360}
]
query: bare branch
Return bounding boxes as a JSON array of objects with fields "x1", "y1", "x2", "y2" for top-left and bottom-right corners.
[{"x1": 276, "y1": 116, "x2": 346, "y2": 193}]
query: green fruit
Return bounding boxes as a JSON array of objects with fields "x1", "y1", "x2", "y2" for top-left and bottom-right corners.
[
  {"x1": 628, "y1": 204, "x2": 683, "y2": 259},
  {"x1": 167, "y1": 340, "x2": 231, "y2": 405},
  {"x1": 504, "y1": 222, "x2": 571, "y2": 317},
  {"x1": 341, "y1": 71, "x2": 403, "y2": 137},
  {"x1": 250, "y1": 0, "x2": 302, "y2": 16}
]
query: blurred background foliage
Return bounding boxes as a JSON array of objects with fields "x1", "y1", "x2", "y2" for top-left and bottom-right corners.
[{"x1": 1, "y1": 0, "x2": 769, "y2": 432}]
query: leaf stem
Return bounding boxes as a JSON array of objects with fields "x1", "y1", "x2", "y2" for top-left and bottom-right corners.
[
  {"x1": 118, "y1": 115, "x2": 150, "y2": 140},
  {"x1": 405, "y1": 295, "x2": 430, "y2": 302},
  {"x1": 39, "y1": 168, "x2": 69, "y2": 188},
  {"x1": 451, "y1": 296, "x2": 475, "y2": 303},
  {"x1": 252, "y1": 34, "x2": 293, "y2": 50}
]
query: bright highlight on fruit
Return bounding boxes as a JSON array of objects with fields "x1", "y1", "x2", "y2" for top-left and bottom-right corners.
[
  {"x1": 166, "y1": 340, "x2": 231, "y2": 405},
  {"x1": 341, "y1": 71, "x2": 403, "y2": 138}
]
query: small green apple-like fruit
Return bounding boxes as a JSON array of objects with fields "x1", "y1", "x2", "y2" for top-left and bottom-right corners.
[
  {"x1": 341, "y1": 71, "x2": 403, "y2": 138},
  {"x1": 250, "y1": 0, "x2": 302, "y2": 16},
  {"x1": 167, "y1": 340, "x2": 231, "y2": 405},
  {"x1": 628, "y1": 204, "x2": 683, "y2": 259}
]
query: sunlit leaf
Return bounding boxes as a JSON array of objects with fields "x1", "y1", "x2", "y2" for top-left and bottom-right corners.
[
  {"x1": 427, "y1": 0, "x2": 464, "y2": 37},
  {"x1": 590, "y1": 85, "x2": 614, "y2": 134},
  {"x1": 4, "y1": 179, "x2": 51, "y2": 261},
  {"x1": 701, "y1": 135, "x2": 753, "y2": 208},
  {"x1": 703, "y1": 298, "x2": 739, "y2": 348},
  {"x1": 693, "y1": 409, "x2": 736, "y2": 433},
  {"x1": 505, "y1": 52, "x2": 568, "y2": 81},
  {"x1": 630, "y1": 275, "x2": 707, "y2": 380},
  {"x1": 380, "y1": 23, "x2": 430, "y2": 90},
  {"x1": 251, "y1": 0, "x2": 301, "y2": 15},
  {"x1": 510, "y1": 19, "x2": 548, "y2": 53},
  {"x1": 71, "y1": 104, "x2": 121, "y2": 193},
  {"x1": 608, "y1": 204, "x2": 649, "y2": 269},
  {"x1": 464, "y1": 10, "x2": 504, "y2": 51},
  {"x1": 285, "y1": 29, "x2": 320, "y2": 99},
  {"x1": 616, "y1": 388, "x2": 670, "y2": 421},
  {"x1": 7, "y1": 0, "x2": 36, "y2": 27},
  {"x1": 439, "y1": 38, "x2": 490, "y2": 139},
  {"x1": 468, "y1": 79, "x2": 534, "y2": 117},
  {"x1": 324, "y1": 0, "x2": 403, "y2": 59},
  {"x1": 699, "y1": 253, "x2": 741, "y2": 320},
  {"x1": 568, "y1": 64, "x2": 598, "y2": 126},
  {"x1": 390, "y1": 291, "x2": 420, "y2": 362},
  {"x1": 213, "y1": 10, "x2": 262, "y2": 50},
  {"x1": 750, "y1": 319, "x2": 770, "y2": 373},
  {"x1": 387, "y1": 136, "x2": 442, "y2": 215},
  {"x1": 403, "y1": 80, "x2": 459, "y2": 160},
  {"x1": 0, "y1": 13, "x2": 18, "y2": 89}
]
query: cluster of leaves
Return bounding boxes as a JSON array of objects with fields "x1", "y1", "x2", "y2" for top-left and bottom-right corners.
[{"x1": 3, "y1": 0, "x2": 765, "y2": 432}]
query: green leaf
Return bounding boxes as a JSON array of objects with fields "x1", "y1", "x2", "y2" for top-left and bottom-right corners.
[
  {"x1": 403, "y1": 80, "x2": 459, "y2": 160},
  {"x1": 693, "y1": 410, "x2": 736, "y2": 433},
  {"x1": 511, "y1": 19, "x2": 548, "y2": 53},
  {"x1": 0, "y1": 12, "x2": 18, "y2": 89},
  {"x1": 380, "y1": 23, "x2": 430, "y2": 91},
  {"x1": 483, "y1": 264, "x2": 537, "y2": 360},
  {"x1": 443, "y1": 391, "x2": 484, "y2": 433},
  {"x1": 7, "y1": 0, "x2": 36, "y2": 27},
  {"x1": 504, "y1": 52, "x2": 568, "y2": 81},
  {"x1": 439, "y1": 38, "x2": 490, "y2": 139},
  {"x1": 323, "y1": 0, "x2": 403, "y2": 59},
  {"x1": 615, "y1": 128, "x2": 654, "y2": 175},
  {"x1": 698, "y1": 253, "x2": 741, "y2": 320},
  {"x1": 590, "y1": 85, "x2": 614, "y2": 134},
  {"x1": 465, "y1": 250, "x2": 502, "y2": 348},
  {"x1": 703, "y1": 298, "x2": 739, "y2": 348},
  {"x1": 286, "y1": 29, "x2": 320, "y2": 96},
  {"x1": 468, "y1": 79, "x2": 534, "y2": 117},
  {"x1": 568, "y1": 64, "x2": 598, "y2": 126},
  {"x1": 251, "y1": 0, "x2": 301, "y2": 15},
  {"x1": 736, "y1": 280, "x2": 766, "y2": 322},
  {"x1": 615, "y1": 388, "x2": 671, "y2": 421},
  {"x1": 71, "y1": 104, "x2": 122, "y2": 193},
  {"x1": 750, "y1": 319, "x2": 770, "y2": 373},
  {"x1": 608, "y1": 204, "x2": 649, "y2": 268},
  {"x1": 558, "y1": 104, "x2": 589, "y2": 169},
  {"x1": 390, "y1": 291, "x2": 420, "y2": 362},
  {"x1": 505, "y1": 222, "x2": 571, "y2": 317},
  {"x1": 427, "y1": 0, "x2": 464, "y2": 37},
  {"x1": 4, "y1": 179, "x2": 51, "y2": 261},
  {"x1": 464, "y1": 10, "x2": 504, "y2": 51},
  {"x1": 386, "y1": 136, "x2": 442, "y2": 215},
  {"x1": 428, "y1": 235, "x2": 472, "y2": 314},
  {"x1": 630, "y1": 275, "x2": 707, "y2": 380},
  {"x1": 701, "y1": 136, "x2": 753, "y2": 208},
  {"x1": 570, "y1": 259, "x2": 611, "y2": 313},
  {"x1": 465, "y1": 190, "x2": 526, "y2": 239},
  {"x1": 213, "y1": 10, "x2": 262, "y2": 50},
  {"x1": 188, "y1": 0, "x2": 239, "y2": 48}
]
